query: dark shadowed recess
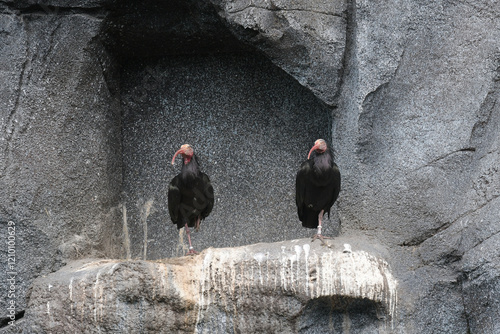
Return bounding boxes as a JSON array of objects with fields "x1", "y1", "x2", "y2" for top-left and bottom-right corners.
[
  {"x1": 298, "y1": 296, "x2": 384, "y2": 333},
  {"x1": 193, "y1": 296, "x2": 383, "y2": 334},
  {"x1": 101, "y1": 0, "x2": 333, "y2": 259},
  {"x1": 102, "y1": 0, "x2": 255, "y2": 59}
]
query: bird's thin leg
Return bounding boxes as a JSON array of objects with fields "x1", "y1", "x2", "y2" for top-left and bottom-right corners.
[
  {"x1": 312, "y1": 210, "x2": 331, "y2": 245},
  {"x1": 195, "y1": 217, "x2": 201, "y2": 232},
  {"x1": 185, "y1": 224, "x2": 198, "y2": 255}
]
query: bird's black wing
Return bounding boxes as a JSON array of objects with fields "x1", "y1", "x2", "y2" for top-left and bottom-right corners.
[
  {"x1": 200, "y1": 173, "x2": 214, "y2": 219},
  {"x1": 295, "y1": 160, "x2": 311, "y2": 221},
  {"x1": 168, "y1": 175, "x2": 182, "y2": 228}
]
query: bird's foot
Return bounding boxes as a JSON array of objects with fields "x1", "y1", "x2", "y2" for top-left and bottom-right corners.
[
  {"x1": 312, "y1": 234, "x2": 331, "y2": 246},
  {"x1": 186, "y1": 248, "x2": 198, "y2": 256}
]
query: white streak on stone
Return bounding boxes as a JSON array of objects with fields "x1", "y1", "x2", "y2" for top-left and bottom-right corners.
[
  {"x1": 253, "y1": 252, "x2": 265, "y2": 284},
  {"x1": 69, "y1": 277, "x2": 74, "y2": 315},
  {"x1": 294, "y1": 245, "x2": 302, "y2": 292},
  {"x1": 290, "y1": 254, "x2": 295, "y2": 292},
  {"x1": 108, "y1": 263, "x2": 119, "y2": 275},
  {"x1": 193, "y1": 242, "x2": 397, "y2": 331},
  {"x1": 141, "y1": 199, "x2": 154, "y2": 260},
  {"x1": 266, "y1": 252, "x2": 270, "y2": 286},
  {"x1": 93, "y1": 271, "x2": 102, "y2": 323},
  {"x1": 122, "y1": 205, "x2": 131, "y2": 260},
  {"x1": 69, "y1": 278, "x2": 73, "y2": 301},
  {"x1": 303, "y1": 244, "x2": 310, "y2": 296},
  {"x1": 280, "y1": 246, "x2": 287, "y2": 291}
]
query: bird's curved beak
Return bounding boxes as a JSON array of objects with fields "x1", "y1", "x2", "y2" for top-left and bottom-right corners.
[
  {"x1": 171, "y1": 148, "x2": 184, "y2": 165},
  {"x1": 307, "y1": 142, "x2": 320, "y2": 160}
]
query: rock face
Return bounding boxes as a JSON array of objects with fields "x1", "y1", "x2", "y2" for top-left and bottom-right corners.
[
  {"x1": 26, "y1": 239, "x2": 397, "y2": 333},
  {"x1": 0, "y1": 1, "x2": 122, "y2": 324},
  {"x1": 334, "y1": 1, "x2": 500, "y2": 332},
  {"x1": 120, "y1": 52, "x2": 331, "y2": 260},
  {"x1": 0, "y1": 0, "x2": 499, "y2": 333},
  {"x1": 209, "y1": 0, "x2": 347, "y2": 106}
]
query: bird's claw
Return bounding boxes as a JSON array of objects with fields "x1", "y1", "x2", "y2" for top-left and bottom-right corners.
[
  {"x1": 186, "y1": 249, "x2": 198, "y2": 256},
  {"x1": 312, "y1": 234, "x2": 331, "y2": 246}
]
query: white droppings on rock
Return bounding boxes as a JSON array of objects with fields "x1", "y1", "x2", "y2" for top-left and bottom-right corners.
[
  {"x1": 192, "y1": 240, "x2": 398, "y2": 330},
  {"x1": 253, "y1": 252, "x2": 266, "y2": 284},
  {"x1": 303, "y1": 243, "x2": 310, "y2": 296},
  {"x1": 253, "y1": 252, "x2": 266, "y2": 263},
  {"x1": 31, "y1": 240, "x2": 398, "y2": 333}
]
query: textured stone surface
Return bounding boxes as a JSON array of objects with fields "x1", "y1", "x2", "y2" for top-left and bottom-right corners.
[
  {"x1": 26, "y1": 238, "x2": 397, "y2": 333},
  {"x1": 1, "y1": 0, "x2": 500, "y2": 333},
  {"x1": 210, "y1": 0, "x2": 347, "y2": 106},
  {"x1": 120, "y1": 52, "x2": 332, "y2": 260},
  {"x1": 0, "y1": 5, "x2": 122, "y2": 324},
  {"x1": 2, "y1": 0, "x2": 109, "y2": 8},
  {"x1": 102, "y1": 0, "x2": 248, "y2": 58},
  {"x1": 333, "y1": 0, "x2": 500, "y2": 332}
]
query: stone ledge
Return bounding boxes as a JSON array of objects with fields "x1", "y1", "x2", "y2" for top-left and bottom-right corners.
[{"x1": 26, "y1": 238, "x2": 397, "y2": 333}]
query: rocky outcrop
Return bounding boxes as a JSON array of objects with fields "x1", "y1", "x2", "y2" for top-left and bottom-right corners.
[
  {"x1": 332, "y1": 0, "x2": 500, "y2": 332},
  {"x1": 209, "y1": 0, "x2": 347, "y2": 106},
  {"x1": 1, "y1": 0, "x2": 499, "y2": 333},
  {"x1": 0, "y1": 2, "x2": 122, "y2": 322},
  {"x1": 27, "y1": 239, "x2": 397, "y2": 333}
]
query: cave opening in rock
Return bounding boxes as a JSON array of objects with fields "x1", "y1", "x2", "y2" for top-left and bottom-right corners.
[
  {"x1": 298, "y1": 296, "x2": 384, "y2": 333},
  {"x1": 102, "y1": 0, "x2": 332, "y2": 259}
]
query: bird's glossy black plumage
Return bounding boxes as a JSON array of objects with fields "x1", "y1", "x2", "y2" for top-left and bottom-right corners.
[
  {"x1": 296, "y1": 146, "x2": 341, "y2": 229},
  {"x1": 168, "y1": 154, "x2": 214, "y2": 230}
]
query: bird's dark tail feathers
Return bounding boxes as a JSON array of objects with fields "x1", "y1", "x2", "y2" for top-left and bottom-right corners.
[{"x1": 300, "y1": 208, "x2": 320, "y2": 229}]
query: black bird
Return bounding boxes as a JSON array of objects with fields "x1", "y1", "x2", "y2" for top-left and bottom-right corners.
[
  {"x1": 296, "y1": 139, "x2": 341, "y2": 243},
  {"x1": 168, "y1": 144, "x2": 214, "y2": 255}
]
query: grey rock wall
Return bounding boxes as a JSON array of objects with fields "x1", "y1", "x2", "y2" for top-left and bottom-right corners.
[
  {"x1": 0, "y1": 4, "x2": 122, "y2": 325},
  {"x1": 209, "y1": 0, "x2": 348, "y2": 106},
  {"x1": 333, "y1": 0, "x2": 500, "y2": 332},
  {"x1": 120, "y1": 53, "x2": 331, "y2": 260},
  {"x1": 0, "y1": 0, "x2": 499, "y2": 333}
]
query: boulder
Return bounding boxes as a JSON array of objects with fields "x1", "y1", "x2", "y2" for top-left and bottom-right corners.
[{"x1": 26, "y1": 238, "x2": 397, "y2": 333}]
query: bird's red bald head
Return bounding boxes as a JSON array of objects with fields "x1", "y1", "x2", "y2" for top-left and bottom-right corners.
[
  {"x1": 172, "y1": 144, "x2": 194, "y2": 165},
  {"x1": 308, "y1": 139, "x2": 327, "y2": 159}
]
